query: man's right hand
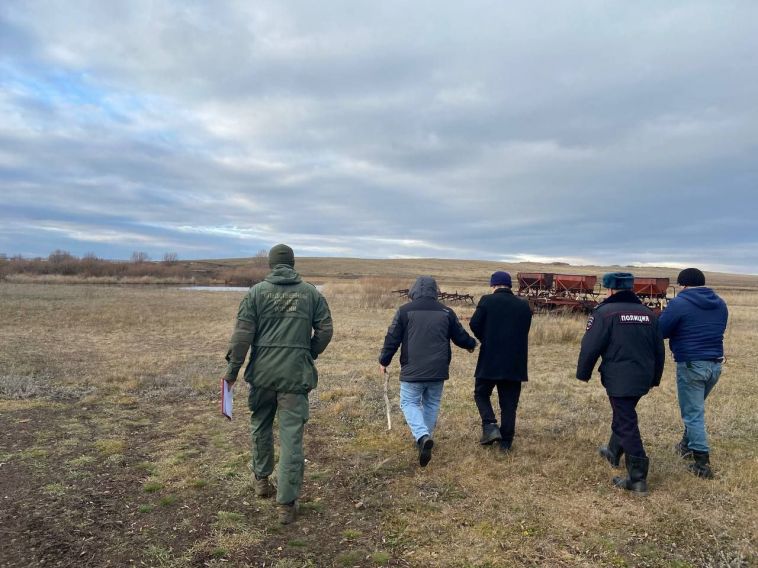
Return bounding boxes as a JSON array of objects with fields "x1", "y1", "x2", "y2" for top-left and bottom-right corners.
[{"x1": 379, "y1": 365, "x2": 387, "y2": 375}]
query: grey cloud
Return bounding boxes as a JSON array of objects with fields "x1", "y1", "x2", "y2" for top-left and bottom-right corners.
[{"x1": 1, "y1": 1, "x2": 757, "y2": 272}]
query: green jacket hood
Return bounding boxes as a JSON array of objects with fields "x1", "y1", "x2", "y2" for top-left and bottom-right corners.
[{"x1": 265, "y1": 265, "x2": 303, "y2": 285}]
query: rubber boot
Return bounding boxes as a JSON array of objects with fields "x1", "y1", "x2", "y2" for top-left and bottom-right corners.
[
  {"x1": 417, "y1": 435, "x2": 434, "y2": 467},
  {"x1": 674, "y1": 432, "x2": 693, "y2": 459},
  {"x1": 479, "y1": 423, "x2": 502, "y2": 445},
  {"x1": 598, "y1": 433, "x2": 624, "y2": 468},
  {"x1": 688, "y1": 451, "x2": 714, "y2": 479},
  {"x1": 613, "y1": 455, "x2": 649, "y2": 496}
]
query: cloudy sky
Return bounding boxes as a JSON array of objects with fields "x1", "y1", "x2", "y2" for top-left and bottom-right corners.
[{"x1": 1, "y1": 1, "x2": 756, "y2": 272}]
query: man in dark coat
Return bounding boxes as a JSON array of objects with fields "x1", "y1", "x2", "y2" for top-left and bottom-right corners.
[
  {"x1": 659, "y1": 268, "x2": 728, "y2": 479},
  {"x1": 379, "y1": 276, "x2": 476, "y2": 467},
  {"x1": 576, "y1": 272, "x2": 665, "y2": 495},
  {"x1": 469, "y1": 271, "x2": 532, "y2": 452}
]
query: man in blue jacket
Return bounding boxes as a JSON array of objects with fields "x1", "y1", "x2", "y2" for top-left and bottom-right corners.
[
  {"x1": 659, "y1": 268, "x2": 728, "y2": 479},
  {"x1": 379, "y1": 276, "x2": 476, "y2": 467}
]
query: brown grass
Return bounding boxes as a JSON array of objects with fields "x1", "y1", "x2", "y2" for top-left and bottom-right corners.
[{"x1": 0, "y1": 261, "x2": 756, "y2": 567}]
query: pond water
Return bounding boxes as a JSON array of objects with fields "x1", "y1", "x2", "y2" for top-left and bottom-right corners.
[
  {"x1": 181, "y1": 285, "x2": 324, "y2": 292},
  {"x1": 180, "y1": 286, "x2": 250, "y2": 292}
]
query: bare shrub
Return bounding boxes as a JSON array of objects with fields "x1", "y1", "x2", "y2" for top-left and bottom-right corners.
[
  {"x1": 253, "y1": 249, "x2": 268, "y2": 268},
  {"x1": 162, "y1": 252, "x2": 179, "y2": 265},
  {"x1": 217, "y1": 267, "x2": 267, "y2": 287},
  {"x1": 48, "y1": 249, "x2": 76, "y2": 264},
  {"x1": 80, "y1": 253, "x2": 110, "y2": 277},
  {"x1": 130, "y1": 251, "x2": 150, "y2": 264}
]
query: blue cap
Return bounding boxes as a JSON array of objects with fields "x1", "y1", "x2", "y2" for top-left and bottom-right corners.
[{"x1": 490, "y1": 271, "x2": 512, "y2": 287}]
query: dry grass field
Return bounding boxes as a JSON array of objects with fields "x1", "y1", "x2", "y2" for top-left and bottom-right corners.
[{"x1": 1, "y1": 258, "x2": 756, "y2": 567}]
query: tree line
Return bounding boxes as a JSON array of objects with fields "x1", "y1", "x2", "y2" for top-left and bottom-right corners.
[{"x1": 0, "y1": 250, "x2": 267, "y2": 285}]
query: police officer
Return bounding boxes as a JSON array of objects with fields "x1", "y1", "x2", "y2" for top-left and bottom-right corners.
[
  {"x1": 576, "y1": 272, "x2": 665, "y2": 495},
  {"x1": 224, "y1": 244, "x2": 333, "y2": 524}
]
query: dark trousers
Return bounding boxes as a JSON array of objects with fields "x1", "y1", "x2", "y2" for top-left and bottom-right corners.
[
  {"x1": 608, "y1": 395, "x2": 646, "y2": 459},
  {"x1": 474, "y1": 379, "x2": 522, "y2": 443}
]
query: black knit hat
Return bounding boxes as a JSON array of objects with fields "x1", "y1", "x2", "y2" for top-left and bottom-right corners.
[
  {"x1": 268, "y1": 244, "x2": 295, "y2": 268},
  {"x1": 677, "y1": 267, "x2": 705, "y2": 287}
]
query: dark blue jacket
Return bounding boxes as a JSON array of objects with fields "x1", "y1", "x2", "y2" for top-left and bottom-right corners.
[
  {"x1": 659, "y1": 287, "x2": 728, "y2": 362},
  {"x1": 379, "y1": 276, "x2": 476, "y2": 381}
]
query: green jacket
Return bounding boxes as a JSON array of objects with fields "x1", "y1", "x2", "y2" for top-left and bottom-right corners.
[{"x1": 225, "y1": 265, "x2": 333, "y2": 393}]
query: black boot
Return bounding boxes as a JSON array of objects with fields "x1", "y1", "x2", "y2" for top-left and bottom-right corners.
[
  {"x1": 598, "y1": 433, "x2": 623, "y2": 468},
  {"x1": 417, "y1": 435, "x2": 434, "y2": 467},
  {"x1": 613, "y1": 455, "x2": 649, "y2": 496},
  {"x1": 688, "y1": 451, "x2": 713, "y2": 479},
  {"x1": 479, "y1": 423, "x2": 502, "y2": 445},
  {"x1": 674, "y1": 432, "x2": 693, "y2": 459}
]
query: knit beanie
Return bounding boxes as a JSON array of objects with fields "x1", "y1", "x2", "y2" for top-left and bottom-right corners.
[
  {"x1": 677, "y1": 267, "x2": 705, "y2": 287},
  {"x1": 490, "y1": 271, "x2": 512, "y2": 288},
  {"x1": 602, "y1": 272, "x2": 634, "y2": 290},
  {"x1": 268, "y1": 244, "x2": 295, "y2": 268}
]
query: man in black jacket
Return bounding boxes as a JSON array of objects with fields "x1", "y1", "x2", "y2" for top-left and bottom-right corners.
[
  {"x1": 379, "y1": 276, "x2": 476, "y2": 467},
  {"x1": 576, "y1": 272, "x2": 665, "y2": 495},
  {"x1": 469, "y1": 271, "x2": 532, "y2": 452}
]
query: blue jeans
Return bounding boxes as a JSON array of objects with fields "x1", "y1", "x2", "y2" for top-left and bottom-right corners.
[
  {"x1": 676, "y1": 361, "x2": 722, "y2": 453},
  {"x1": 399, "y1": 381, "x2": 444, "y2": 442}
]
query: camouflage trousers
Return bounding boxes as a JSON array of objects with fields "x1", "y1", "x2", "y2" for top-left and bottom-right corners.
[{"x1": 248, "y1": 387, "x2": 309, "y2": 505}]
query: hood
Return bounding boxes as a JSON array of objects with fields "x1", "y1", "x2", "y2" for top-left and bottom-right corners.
[
  {"x1": 678, "y1": 287, "x2": 723, "y2": 310},
  {"x1": 409, "y1": 276, "x2": 438, "y2": 300},
  {"x1": 264, "y1": 265, "x2": 303, "y2": 285}
]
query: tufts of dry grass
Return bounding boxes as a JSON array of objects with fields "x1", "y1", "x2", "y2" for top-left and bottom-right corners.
[
  {"x1": 529, "y1": 313, "x2": 586, "y2": 345},
  {"x1": 323, "y1": 276, "x2": 409, "y2": 309},
  {"x1": 0, "y1": 275, "x2": 756, "y2": 567},
  {"x1": 0, "y1": 374, "x2": 95, "y2": 401}
]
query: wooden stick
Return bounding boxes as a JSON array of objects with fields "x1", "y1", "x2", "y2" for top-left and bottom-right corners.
[{"x1": 383, "y1": 369, "x2": 392, "y2": 430}]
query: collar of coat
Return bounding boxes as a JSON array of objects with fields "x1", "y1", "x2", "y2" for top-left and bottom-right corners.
[
  {"x1": 493, "y1": 288, "x2": 514, "y2": 295},
  {"x1": 601, "y1": 289, "x2": 642, "y2": 305}
]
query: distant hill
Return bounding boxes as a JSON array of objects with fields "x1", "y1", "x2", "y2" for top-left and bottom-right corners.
[{"x1": 211, "y1": 256, "x2": 758, "y2": 291}]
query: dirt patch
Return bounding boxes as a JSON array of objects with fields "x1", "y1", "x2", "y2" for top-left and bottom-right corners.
[{"x1": 0, "y1": 402, "x2": 404, "y2": 568}]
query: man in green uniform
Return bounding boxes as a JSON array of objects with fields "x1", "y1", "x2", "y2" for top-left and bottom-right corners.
[{"x1": 224, "y1": 244, "x2": 333, "y2": 524}]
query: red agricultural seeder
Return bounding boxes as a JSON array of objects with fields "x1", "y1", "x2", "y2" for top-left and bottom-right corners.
[
  {"x1": 516, "y1": 273, "x2": 673, "y2": 314},
  {"x1": 517, "y1": 272, "x2": 599, "y2": 314},
  {"x1": 632, "y1": 277, "x2": 673, "y2": 313}
]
